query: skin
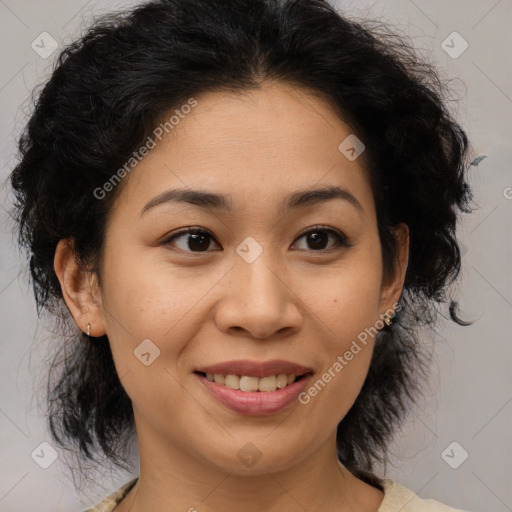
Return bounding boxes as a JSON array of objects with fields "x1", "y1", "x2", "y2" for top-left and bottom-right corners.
[{"x1": 54, "y1": 80, "x2": 409, "y2": 512}]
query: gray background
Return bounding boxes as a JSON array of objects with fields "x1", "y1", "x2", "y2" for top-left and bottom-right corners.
[{"x1": 1, "y1": 0, "x2": 511, "y2": 510}]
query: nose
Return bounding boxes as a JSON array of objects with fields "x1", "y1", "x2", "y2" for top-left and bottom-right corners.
[{"x1": 214, "y1": 250, "x2": 303, "y2": 339}]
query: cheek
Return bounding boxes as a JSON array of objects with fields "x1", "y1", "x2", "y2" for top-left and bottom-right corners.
[
  {"x1": 98, "y1": 252, "x2": 196, "y2": 378},
  {"x1": 297, "y1": 251, "x2": 382, "y2": 406},
  {"x1": 99, "y1": 261, "x2": 197, "y2": 417},
  {"x1": 101, "y1": 249, "x2": 199, "y2": 336},
  {"x1": 299, "y1": 286, "x2": 379, "y2": 429},
  {"x1": 301, "y1": 253, "x2": 383, "y2": 340}
]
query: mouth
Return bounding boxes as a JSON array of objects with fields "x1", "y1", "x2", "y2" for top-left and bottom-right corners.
[
  {"x1": 193, "y1": 369, "x2": 314, "y2": 416},
  {"x1": 193, "y1": 371, "x2": 311, "y2": 392}
]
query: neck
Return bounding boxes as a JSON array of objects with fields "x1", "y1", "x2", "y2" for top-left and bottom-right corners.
[{"x1": 116, "y1": 421, "x2": 384, "y2": 512}]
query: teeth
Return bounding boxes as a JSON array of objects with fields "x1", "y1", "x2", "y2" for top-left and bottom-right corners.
[
  {"x1": 277, "y1": 374, "x2": 288, "y2": 388},
  {"x1": 214, "y1": 373, "x2": 225, "y2": 385},
  {"x1": 224, "y1": 374, "x2": 240, "y2": 389},
  {"x1": 240, "y1": 375, "x2": 259, "y2": 392},
  {"x1": 204, "y1": 372, "x2": 299, "y2": 392}
]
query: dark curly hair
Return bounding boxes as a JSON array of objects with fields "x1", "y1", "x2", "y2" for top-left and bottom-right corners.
[{"x1": 9, "y1": 0, "x2": 475, "y2": 491}]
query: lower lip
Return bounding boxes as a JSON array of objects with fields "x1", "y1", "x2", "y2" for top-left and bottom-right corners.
[{"x1": 194, "y1": 373, "x2": 312, "y2": 416}]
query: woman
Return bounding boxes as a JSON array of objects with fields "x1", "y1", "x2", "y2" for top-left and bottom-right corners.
[{"x1": 9, "y1": 0, "x2": 475, "y2": 510}]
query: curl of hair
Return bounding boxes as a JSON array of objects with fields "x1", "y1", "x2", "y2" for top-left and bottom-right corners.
[{"x1": 10, "y1": 0, "x2": 475, "y2": 490}]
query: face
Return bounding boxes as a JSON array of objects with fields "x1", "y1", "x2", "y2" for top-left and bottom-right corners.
[{"x1": 58, "y1": 80, "x2": 408, "y2": 475}]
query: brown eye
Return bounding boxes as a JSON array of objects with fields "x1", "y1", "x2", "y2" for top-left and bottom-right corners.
[
  {"x1": 291, "y1": 226, "x2": 351, "y2": 251},
  {"x1": 162, "y1": 228, "x2": 221, "y2": 252},
  {"x1": 161, "y1": 225, "x2": 352, "y2": 254}
]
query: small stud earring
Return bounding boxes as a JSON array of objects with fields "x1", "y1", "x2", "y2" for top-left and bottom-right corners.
[
  {"x1": 383, "y1": 313, "x2": 393, "y2": 327},
  {"x1": 86, "y1": 322, "x2": 91, "y2": 337}
]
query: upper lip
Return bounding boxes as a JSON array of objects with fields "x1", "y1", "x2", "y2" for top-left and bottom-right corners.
[{"x1": 195, "y1": 359, "x2": 313, "y2": 378}]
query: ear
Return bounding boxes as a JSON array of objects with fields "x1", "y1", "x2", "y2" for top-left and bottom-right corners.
[
  {"x1": 379, "y1": 222, "x2": 409, "y2": 314},
  {"x1": 54, "y1": 239, "x2": 106, "y2": 337}
]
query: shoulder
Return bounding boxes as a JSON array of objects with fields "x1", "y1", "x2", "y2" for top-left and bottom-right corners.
[
  {"x1": 379, "y1": 479, "x2": 471, "y2": 512},
  {"x1": 81, "y1": 476, "x2": 471, "y2": 512},
  {"x1": 82, "y1": 477, "x2": 138, "y2": 512}
]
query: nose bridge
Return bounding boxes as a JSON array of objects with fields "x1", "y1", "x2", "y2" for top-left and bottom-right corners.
[
  {"x1": 213, "y1": 236, "x2": 302, "y2": 338},
  {"x1": 233, "y1": 237, "x2": 288, "y2": 307}
]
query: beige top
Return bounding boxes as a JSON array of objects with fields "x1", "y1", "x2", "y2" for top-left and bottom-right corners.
[{"x1": 84, "y1": 477, "x2": 469, "y2": 511}]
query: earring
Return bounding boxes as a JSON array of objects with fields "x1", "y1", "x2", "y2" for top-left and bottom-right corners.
[
  {"x1": 86, "y1": 322, "x2": 91, "y2": 337},
  {"x1": 383, "y1": 313, "x2": 393, "y2": 327}
]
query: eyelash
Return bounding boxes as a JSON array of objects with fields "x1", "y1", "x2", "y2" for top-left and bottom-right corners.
[{"x1": 160, "y1": 225, "x2": 353, "y2": 254}]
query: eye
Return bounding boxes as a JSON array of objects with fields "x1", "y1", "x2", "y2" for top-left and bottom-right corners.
[
  {"x1": 161, "y1": 225, "x2": 352, "y2": 253},
  {"x1": 161, "y1": 227, "x2": 221, "y2": 252},
  {"x1": 291, "y1": 225, "x2": 351, "y2": 252}
]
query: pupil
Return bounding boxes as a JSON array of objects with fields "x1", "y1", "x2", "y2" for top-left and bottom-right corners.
[
  {"x1": 189, "y1": 232, "x2": 209, "y2": 251},
  {"x1": 308, "y1": 231, "x2": 327, "y2": 250}
]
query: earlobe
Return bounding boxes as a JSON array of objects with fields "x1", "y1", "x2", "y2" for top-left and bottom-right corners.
[{"x1": 53, "y1": 239, "x2": 106, "y2": 337}]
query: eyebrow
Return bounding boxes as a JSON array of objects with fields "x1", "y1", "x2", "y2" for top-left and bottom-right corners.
[{"x1": 139, "y1": 184, "x2": 363, "y2": 217}]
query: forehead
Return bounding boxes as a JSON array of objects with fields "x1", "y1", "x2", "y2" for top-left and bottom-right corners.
[{"x1": 112, "y1": 81, "x2": 375, "y2": 220}]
